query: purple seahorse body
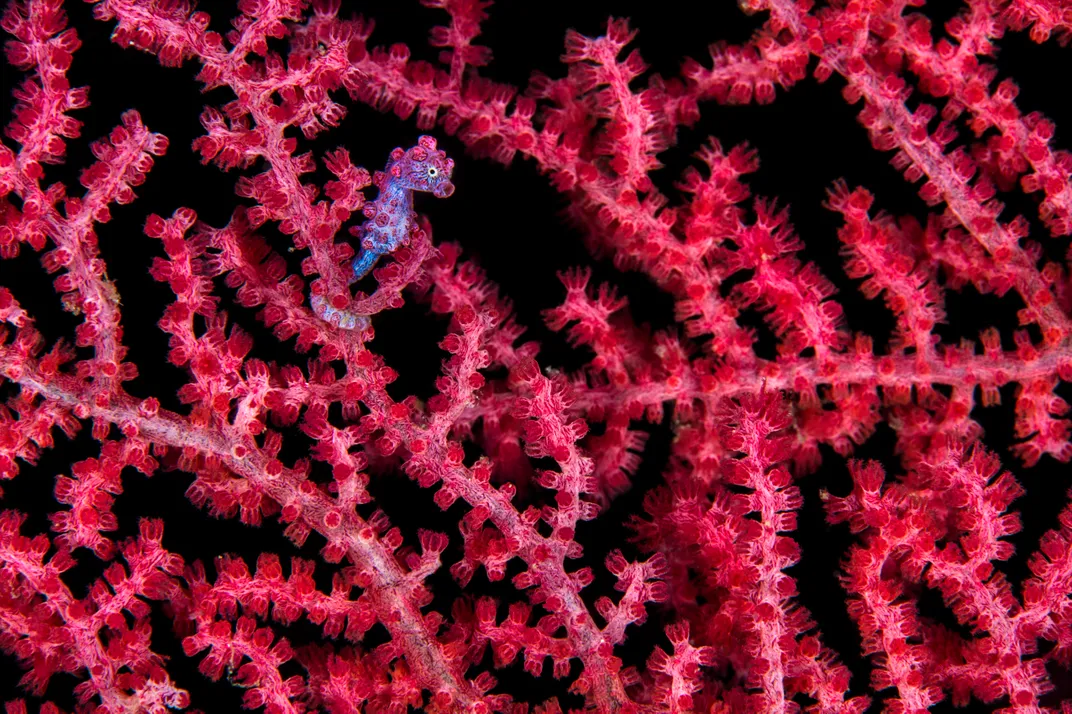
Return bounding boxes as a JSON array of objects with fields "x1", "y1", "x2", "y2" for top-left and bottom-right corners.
[
  {"x1": 352, "y1": 135, "x2": 455, "y2": 280},
  {"x1": 311, "y1": 136, "x2": 454, "y2": 330}
]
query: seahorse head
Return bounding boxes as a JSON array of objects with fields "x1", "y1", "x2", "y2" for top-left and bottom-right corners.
[{"x1": 386, "y1": 135, "x2": 455, "y2": 198}]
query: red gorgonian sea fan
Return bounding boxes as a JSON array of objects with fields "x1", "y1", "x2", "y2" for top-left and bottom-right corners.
[{"x1": 1, "y1": 0, "x2": 1072, "y2": 712}]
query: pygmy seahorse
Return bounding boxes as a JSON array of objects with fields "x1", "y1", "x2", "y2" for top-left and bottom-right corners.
[{"x1": 311, "y1": 135, "x2": 455, "y2": 329}]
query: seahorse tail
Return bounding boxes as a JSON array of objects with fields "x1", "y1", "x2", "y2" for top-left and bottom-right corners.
[
  {"x1": 352, "y1": 250, "x2": 381, "y2": 281},
  {"x1": 310, "y1": 293, "x2": 370, "y2": 331}
]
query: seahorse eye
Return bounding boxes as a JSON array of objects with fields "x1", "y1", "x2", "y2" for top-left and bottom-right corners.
[{"x1": 427, "y1": 167, "x2": 438, "y2": 177}]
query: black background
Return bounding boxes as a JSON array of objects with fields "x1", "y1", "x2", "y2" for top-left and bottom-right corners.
[{"x1": 1, "y1": 0, "x2": 1070, "y2": 711}]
